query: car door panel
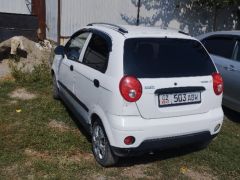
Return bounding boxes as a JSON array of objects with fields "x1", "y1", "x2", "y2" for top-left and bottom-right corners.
[
  {"x1": 223, "y1": 60, "x2": 240, "y2": 111},
  {"x1": 211, "y1": 40, "x2": 240, "y2": 112},
  {"x1": 58, "y1": 57, "x2": 75, "y2": 93},
  {"x1": 227, "y1": 40, "x2": 240, "y2": 111},
  {"x1": 201, "y1": 35, "x2": 240, "y2": 111},
  {"x1": 210, "y1": 55, "x2": 233, "y2": 103},
  {"x1": 58, "y1": 32, "x2": 91, "y2": 109},
  {"x1": 74, "y1": 33, "x2": 111, "y2": 124}
]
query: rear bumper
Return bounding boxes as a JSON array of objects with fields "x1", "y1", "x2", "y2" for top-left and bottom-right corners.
[
  {"x1": 111, "y1": 131, "x2": 217, "y2": 157},
  {"x1": 106, "y1": 108, "x2": 223, "y2": 149}
]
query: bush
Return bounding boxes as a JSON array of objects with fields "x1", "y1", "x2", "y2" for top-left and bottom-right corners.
[{"x1": 9, "y1": 61, "x2": 52, "y2": 87}]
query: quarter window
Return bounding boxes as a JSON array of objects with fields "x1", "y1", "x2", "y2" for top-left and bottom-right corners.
[
  {"x1": 82, "y1": 34, "x2": 110, "y2": 73},
  {"x1": 202, "y1": 36, "x2": 235, "y2": 59}
]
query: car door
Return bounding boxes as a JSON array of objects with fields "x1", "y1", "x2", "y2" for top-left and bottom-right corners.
[
  {"x1": 73, "y1": 32, "x2": 111, "y2": 123},
  {"x1": 201, "y1": 36, "x2": 236, "y2": 107},
  {"x1": 227, "y1": 39, "x2": 240, "y2": 110},
  {"x1": 58, "y1": 31, "x2": 90, "y2": 98}
]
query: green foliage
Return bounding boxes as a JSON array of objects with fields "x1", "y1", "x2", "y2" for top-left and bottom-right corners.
[
  {"x1": 9, "y1": 54, "x2": 21, "y2": 62},
  {"x1": 192, "y1": 0, "x2": 240, "y2": 9},
  {"x1": 9, "y1": 61, "x2": 51, "y2": 87}
]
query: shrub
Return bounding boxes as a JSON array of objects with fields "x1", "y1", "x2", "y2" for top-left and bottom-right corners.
[{"x1": 9, "y1": 60, "x2": 52, "y2": 87}]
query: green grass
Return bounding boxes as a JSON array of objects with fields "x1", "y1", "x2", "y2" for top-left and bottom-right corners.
[{"x1": 0, "y1": 64, "x2": 239, "y2": 179}]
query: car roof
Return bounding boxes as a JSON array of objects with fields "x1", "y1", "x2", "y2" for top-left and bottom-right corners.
[
  {"x1": 85, "y1": 24, "x2": 196, "y2": 40},
  {"x1": 197, "y1": 31, "x2": 240, "y2": 40}
]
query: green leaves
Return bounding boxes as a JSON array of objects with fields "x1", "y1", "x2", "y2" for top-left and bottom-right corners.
[{"x1": 192, "y1": 0, "x2": 240, "y2": 9}]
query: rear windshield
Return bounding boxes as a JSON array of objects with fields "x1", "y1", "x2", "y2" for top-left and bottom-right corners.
[{"x1": 124, "y1": 38, "x2": 216, "y2": 78}]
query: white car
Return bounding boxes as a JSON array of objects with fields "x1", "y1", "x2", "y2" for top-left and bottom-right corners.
[
  {"x1": 52, "y1": 23, "x2": 224, "y2": 167},
  {"x1": 198, "y1": 31, "x2": 240, "y2": 113}
]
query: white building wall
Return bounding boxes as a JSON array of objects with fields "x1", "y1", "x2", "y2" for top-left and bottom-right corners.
[
  {"x1": 132, "y1": 0, "x2": 238, "y2": 36},
  {"x1": 46, "y1": 0, "x2": 58, "y2": 42},
  {"x1": 0, "y1": 0, "x2": 31, "y2": 14},
  {"x1": 45, "y1": 0, "x2": 239, "y2": 42},
  {"x1": 60, "y1": 0, "x2": 137, "y2": 38}
]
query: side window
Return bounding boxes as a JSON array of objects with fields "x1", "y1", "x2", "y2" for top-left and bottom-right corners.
[
  {"x1": 82, "y1": 34, "x2": 110, "y2": 73},
  {"x1": 202, "y1": 36, "x2": 235, "y2": 59},
  {"x1": 233, "y1": 41, "x2": 240, "y2": 62},
  {"x1": 65, "y1": 32, "x2": 90, "y2": 61}
]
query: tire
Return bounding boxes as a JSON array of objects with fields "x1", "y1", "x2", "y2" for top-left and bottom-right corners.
[
  {"x1": 52, "y1": 75, "x2": 60, "y2": 100},
  {"x1": 92, "y1": 120, "x2": 119, "y2": 167}
]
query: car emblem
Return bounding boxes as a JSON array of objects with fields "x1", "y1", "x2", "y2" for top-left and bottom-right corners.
[{"x1": 145, "y1": 86, "x2": 155, "y2": 90}]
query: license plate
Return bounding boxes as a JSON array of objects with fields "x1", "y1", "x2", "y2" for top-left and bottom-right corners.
[{"x1": 159, "y1": 92, "x2": 201, "y2": 107}]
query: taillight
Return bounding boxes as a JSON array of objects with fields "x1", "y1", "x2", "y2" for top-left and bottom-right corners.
[
  {"x1": 119, "y1": 76, "x2": 142, "y2": 102},
  {"x1": 212, "y1": 72, "x2": 223, "y2": 95}
]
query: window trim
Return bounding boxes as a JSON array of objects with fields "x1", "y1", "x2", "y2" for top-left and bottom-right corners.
[
  {"x1": 79, "y1": 33, "x2": 93, "y2": 62},
  {"x1": 82, "y1": 32, "x2": 111, "y2": 73},
  {"x1": 63, "y1": 28, "x2": 112, "y2": 73},
  {"x1": 64, "y1": 30, "x2": 91, "y2": 62},
  {"x1": 232, "y1": 40, "x2": 240, "y2": 62}
]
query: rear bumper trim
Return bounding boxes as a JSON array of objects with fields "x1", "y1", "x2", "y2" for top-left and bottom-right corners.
[{"x1": 111, "y1": 131, "x2": 217, "y2": 157}]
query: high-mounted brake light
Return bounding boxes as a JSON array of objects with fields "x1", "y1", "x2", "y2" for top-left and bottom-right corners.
[
  {"x1": 212, "y1": 72, "x2": 223, "y2": 95},
  {"x1": 119, "y1": 76, "x2": 142, "y2": 102}
]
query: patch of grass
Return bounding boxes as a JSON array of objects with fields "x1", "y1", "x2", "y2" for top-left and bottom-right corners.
[
  {"x1": 9, "y1": 60, "x2": 51, "y2": 89},
  {"x1": 0, "y1": 63, "x2": 239, "y2": 179}
]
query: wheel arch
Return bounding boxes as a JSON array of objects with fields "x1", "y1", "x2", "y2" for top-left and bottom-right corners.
[{"x1": 90, "y1": 107, "x2": 116, "y2": 146}]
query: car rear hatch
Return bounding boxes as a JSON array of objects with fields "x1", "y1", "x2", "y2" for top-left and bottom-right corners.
[{"x1": 124, "y1": 38, "x2": 217, "y2": 119}]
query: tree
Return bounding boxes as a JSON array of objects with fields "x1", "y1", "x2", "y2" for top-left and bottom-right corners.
[
  {"x1": 121, "y1": 0, "x2": 240, "y2": 35},
  {"x1": 192, "y1": 0, "x2": 240, "y2": 30}
]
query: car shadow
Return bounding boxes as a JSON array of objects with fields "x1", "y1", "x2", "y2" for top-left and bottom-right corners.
[
  {"x1": 60, "y1": 100, "x2": 92, "y2": 142},
  {"x1": 223, "y1": 106, "x2": 240, "y2": 123},
  {"x1": 58, "y1": 100, "x2": 208, "y2": 166},
  {"x1": 116, "y1": 145, "x2": 203, "y2": 167}
]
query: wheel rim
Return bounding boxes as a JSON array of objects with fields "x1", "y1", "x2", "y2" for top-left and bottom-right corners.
[{"x1": 92, "y1": 125, "x2": 106, "y2": 160}]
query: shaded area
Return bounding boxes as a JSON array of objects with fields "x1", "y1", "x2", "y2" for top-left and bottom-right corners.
[
  {"x1": 62, "y1": 98, "x2": 213, "y2": 167},
  {"x1": 0, "y1": 12, "x2": 38, "y2": 42},
  {"x1": 60, "y1": 100, "x2": 92, "y2": 142},
  {"x1": 118, "y1": 145, "x2": 205, "y2": 167},
  {"x1": 223, "y1": 106, "x2": 240, "y2": 123},
  {"x1": 121, "y1": 0, "x2": 239, "y2": 36},
  {"x1": 0, "y1": 47, "x2": 27, "y2": 62}
]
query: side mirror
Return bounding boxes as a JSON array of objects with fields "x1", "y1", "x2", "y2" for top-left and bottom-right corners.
[{"x1": 54, "y1": 45, "x2": 65, "y2": 57}]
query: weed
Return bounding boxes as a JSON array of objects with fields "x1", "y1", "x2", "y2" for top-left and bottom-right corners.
[
  {"x1": 9, "y1": 60, "x2": 51, "y2": 88},
  {"x1": 9, "y1": 54, "x2": 21, "y2": 62}
]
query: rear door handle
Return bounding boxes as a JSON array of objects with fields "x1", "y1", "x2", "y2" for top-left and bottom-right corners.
[
  {"x1": 70, "y1": 65, "x2": 74, "y2": 71},
  {"x1": 223, "y1": 65, "x2": 235, "y2": 71},
  {"x1": 93, "y1": 79, "x2": 100, "y2": 88},
  {"x1": 227, "y1": 65, "x2": 235, "y2": 71}
]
